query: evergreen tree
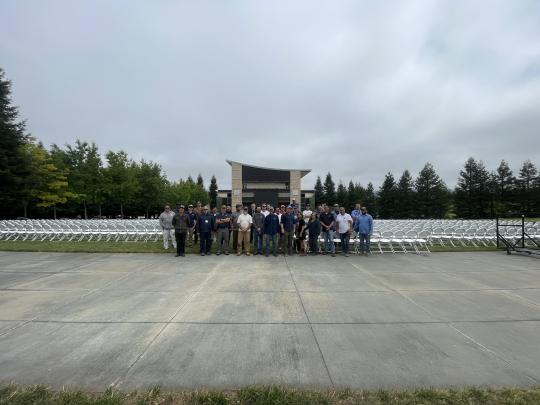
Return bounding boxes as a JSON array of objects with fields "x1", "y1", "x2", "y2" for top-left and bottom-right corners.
[
  {"x1": 517, "y1": 160, "x2": 539, "y2": 215},
  {"x1": 494, "y1": 159, "x2": 515, "y2": 215},
  {"x1": 323, "y1": 172, "x2": 336, "y2": 206},
  {"x1": 377, "y1": 172, "x2": 397, "y2": 218},
  {"x1": 364, "y1": 182, "x2": 377, "y2": 216},
  {"x1": 314, "y1": 176, "x2": 324, "y2": 205},
  {"x1": 346, "y1": 180, "x2": 355, "y2": 210},
  {"x1": 454, "y1": 158, "x2": 491, "y2": 218},
  {"x1": 0, "y1": 68, "x2": 31, "y2": 216},
  {"x1": 415, "y1": 162, "x2": 449, "y2": 218},
  {"x1": 187, "y1": 175, "x2": 194, "y2": 184},
  {"x1": 209, "y1": 175, "x2": 218, "y2": 208},
  {"x1": 396, "y1": 169, "x2": 415, "y2": 218},
  {"x1": 197, "y1": 173, "x2": 204, "y2": 189},
  {"x1": 336, "y1": 181, "x2": 347, "y2": 207}
]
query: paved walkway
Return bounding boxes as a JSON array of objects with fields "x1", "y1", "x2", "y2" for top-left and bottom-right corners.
[{"x1": 0, "y1": 251, "x2": 539, "y2": 390}]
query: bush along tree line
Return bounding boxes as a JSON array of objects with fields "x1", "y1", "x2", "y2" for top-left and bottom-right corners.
[{"x1": 1, "y1": 68, "x2": 539, "y2": 219}]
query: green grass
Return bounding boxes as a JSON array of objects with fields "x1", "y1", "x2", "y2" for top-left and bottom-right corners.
[
  {"x1": 0, "y1": 240, "x2": 501, "y2": 254},
  {"x1": 1, "y1": 385, "x2": 540, "y2": 404}
]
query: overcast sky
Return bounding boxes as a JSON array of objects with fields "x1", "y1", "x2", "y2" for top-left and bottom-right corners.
[{"x1": 2, "y1": 1, "x2": 540, "y2": 190}]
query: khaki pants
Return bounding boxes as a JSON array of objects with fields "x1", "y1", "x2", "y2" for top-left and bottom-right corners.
[{"x1": 238, "y1": 229, "x2": 250, "y2": 254}]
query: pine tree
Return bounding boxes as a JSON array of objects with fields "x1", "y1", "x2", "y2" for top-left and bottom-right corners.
[
  {"x1": 364, "y1": 182, "x2": 377, "y2": 216},
  {"x1": 0, "y1": 68, "x2": 31, "y2": 216},
  {"x1": 495, "y1": 159, "x2": 515, "y2": 215},
  {"x1": 209, "y1": 175, "x2": 218, "y2": 208},
  {"x1": 396, "y1": 169, "x2": 415, "y2": 218},
  {"x1": 314, "y1": 176, "x2": 324, "y2": 205},
  {"x1": 377, "y1": 172, "x2": 397, "y2": 218},
  {"x1": 454, "y1": 158, "x2": 491, "y2": 218},
  {"x1": 346, "y1": 180, "x2": 355, "y2": 210},
  {"x1": 336, "y1": 181, "x2": 347, "y2": 207},
  {"x1": 517, "y1": 160, "x2": 538, "y2": 215},
  {"x1": 197, "y1": 173, "x2": 204, "y2": 189},
  {"x1": 416, "y1": 162, "x2": 449, "y2": 218},
  {"x1": 323, "y1": 172, "x2": 336, "y2": 206}
]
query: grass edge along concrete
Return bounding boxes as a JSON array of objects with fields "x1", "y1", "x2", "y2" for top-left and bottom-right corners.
[
  {"x1": 1, "y1": 384, "x2": 540, "y2": 405},
  {"x1": 0, "y1": 240, "x2": 498, "y2": 254}
]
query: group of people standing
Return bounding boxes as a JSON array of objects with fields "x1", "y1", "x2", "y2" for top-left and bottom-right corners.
[{"x1": 159, "y1": 201, "x2": 374, "y2": 258}]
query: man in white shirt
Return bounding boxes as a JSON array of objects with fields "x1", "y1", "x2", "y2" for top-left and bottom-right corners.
[
  {"x1": 335, "y1": 206, "x2": 353, "y2": 257},
  {"x1": 158, "y1": 204, "x2": 176, "y2": 250},
  {"x1": 236, "y1": 206, "x2": 253, "y2": 256}
]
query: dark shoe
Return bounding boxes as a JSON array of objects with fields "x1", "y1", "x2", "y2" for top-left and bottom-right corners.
[
  {"x1": 331, "y1": 253, "x2": 335, "y2": 257},
  {"x1": 265, "y1": 253, "x2": 269, "y2": 257},
  {"x1": 175, "y1": 254, "x2": 180, "y2": 257},
  {"x1": 272, "y1": 253, "x2": 277, "y2": 257},
  {"x1": 200, "y1": 253, "x2": 205, "y2": 256},
  {"x1": 216, "y1": 252, "x2": 221, "y2": 256},
  {"x1": 181, "y1": 254, "x2": 185, "y2": 257},
  {"x1": 225, "y1": 252, "x2": 229, "y2": 255}
]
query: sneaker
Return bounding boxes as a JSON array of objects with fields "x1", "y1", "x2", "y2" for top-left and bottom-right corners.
[
  {"x1": 237, "y1": 252, "x2": 241, "y2": 256},
  {"x1": 175, "y1": 254, "x2": 180, "y2": 257},
  {"x1": 246, "y1": 252, "x2": 251, "y2": 256},
  {"x1": 216, "y1": 252, "x2": 221, "y2": 256},
  {"x1": 344, "y1": 254, "x2": 349, "y2": 257},
  {"x1": 200, "y1": 253, "x2": 205, "y2": 256}
]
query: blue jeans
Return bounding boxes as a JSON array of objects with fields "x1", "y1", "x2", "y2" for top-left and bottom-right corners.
[
  {"x1": 264, "y1": 234, "x2": 277, "y2": 255},
  {"x1": 340, "y1": 232, "x2": 350, "y2": 254},
  {"x1": 359, "y1": 233, "x2": 371, "y2": 253},
  {"x1": 322, "y1": 230, "x2": 335, "y2": 253},
  {"x1": 253, "y1": 230, "x2": 263, "y2": 253}
]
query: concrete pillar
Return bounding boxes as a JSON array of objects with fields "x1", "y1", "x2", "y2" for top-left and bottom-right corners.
[
  {"x1": 290, "y1": 170, "x2": 301, "y2": 205},
  {"x1": 231, "y1": 162, "x2": 242, "y2": 207}
]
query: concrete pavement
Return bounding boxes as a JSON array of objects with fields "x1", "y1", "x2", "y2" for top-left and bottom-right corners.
[{"x1": 0, "y1": 251, "x2": 539, "y2": 390}]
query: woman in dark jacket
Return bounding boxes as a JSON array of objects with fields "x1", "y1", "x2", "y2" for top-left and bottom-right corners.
[{"x1": 306, "y1": 212, "x2": 321, "y2": 255}]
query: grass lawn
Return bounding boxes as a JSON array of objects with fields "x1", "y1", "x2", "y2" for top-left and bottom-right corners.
[
  {"x1": 0, "y1": 240, "x2": 499, "y2": 254},
  {"x1": 1, "y1": 384, "x2": 540, "y2": 405}
]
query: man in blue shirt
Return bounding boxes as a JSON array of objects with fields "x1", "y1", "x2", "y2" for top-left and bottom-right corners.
[
  {"x1": 263, "y1": 206, "x2": 280, "y2": 257},
  {"x1": 354, "y1": 206, "x2": 374, "y2": 255},
  {"x1": 280, "y1": 205, "x2": 297, "y2": 256}
]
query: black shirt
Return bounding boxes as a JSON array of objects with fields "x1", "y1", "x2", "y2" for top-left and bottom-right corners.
[{"x1": 319, "y1": 212, "x2": 334, "y2": 227}]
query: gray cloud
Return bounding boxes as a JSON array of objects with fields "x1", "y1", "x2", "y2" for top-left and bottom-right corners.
[{"x1": 1, "y1": 0, "x2": 539, "y2": 190}]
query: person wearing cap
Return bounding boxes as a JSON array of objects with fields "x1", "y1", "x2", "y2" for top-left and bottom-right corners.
[
  {"x1": 236, "y1": 206, "x2": 252, "y2": 256},
  {"x1": 215, "y1": 205, "x2": 232, "y2": 255},
  {"x1": 172, "y1": 205, "x2": 190, "y2": 257},
  {"x1": 159, "y1": 203, "x2": 176, "y2": 250},
  {"x1": 187, "y1": 205, "x2": 197, "y2": 247},
  {"x1": 336, "y1": 206, "x2": 353, "y2": 257},
  {"x1": 197, "y1": 206, "x2": 215, "y2": 256},
  {"x1": 231, "y1": 204, "x2": 242, "y2": 251},
  {"x1": 280, "y1": 205, "x2": 297, "y2": 256},
  {"x1": 263, "y1": 206, "x2": 280, "y2": 256},
  {"x1": 354, "y1": 206, "x2": 374, "y2": 255}
]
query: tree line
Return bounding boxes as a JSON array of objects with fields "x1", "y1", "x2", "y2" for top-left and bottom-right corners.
[{"x1": 314, "y1": 157, "x2": 540, "y2": 219}]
